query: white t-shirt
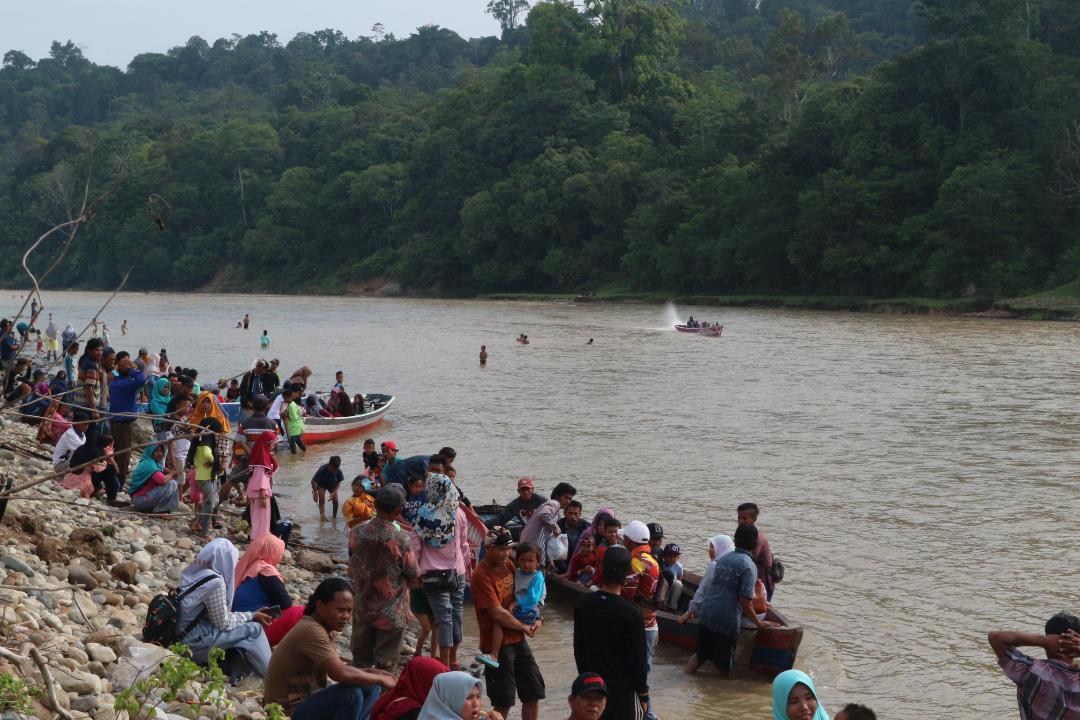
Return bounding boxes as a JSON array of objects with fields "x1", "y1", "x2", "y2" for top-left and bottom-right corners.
[
  {"x1": 267, "y1": 394, "x2": 285, "y2": 420},
  {"x1": 52, "y1": 427, "x2": 86, "y2": 466}
]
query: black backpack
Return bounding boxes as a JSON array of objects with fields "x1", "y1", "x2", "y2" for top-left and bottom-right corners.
[{"x1": 142, "y1": 575, "x2": 215, "y2": 646}]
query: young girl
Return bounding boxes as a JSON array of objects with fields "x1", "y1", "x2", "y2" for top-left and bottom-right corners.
[
  {"x1": 191, "y1": 420, "x2": 221, "y2": 539},
  {"x1": 477, "y1": 542, "x2": 545, "y2": 669},
  {"x1": 260, "y1": 329, "x2": 270, "y2": 349},
  {"x1": 246, "y1": 429, "x2": 278, "y2": 539},
  {"x1": 564, "y1": 535, "x2": 597, "y2": 586},
  {"x1": 342, "y1": 476, "x2": 376, "y2": 529},
  {"x1": 283, "y1": 391, "x2": 306, "y2": 454}
]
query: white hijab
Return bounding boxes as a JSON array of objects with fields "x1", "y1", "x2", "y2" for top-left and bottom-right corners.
[
  {"x1": 179, "y1": 538, "x2": 239, "y2": 609},
  {"x1": 417, "y1": 672, "x2": 480, "y2": 720}
]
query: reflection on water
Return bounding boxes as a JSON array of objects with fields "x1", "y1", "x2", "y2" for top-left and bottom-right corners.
[{"x1": 35, "y1": 292, "x2": 1080, "y2": 720}]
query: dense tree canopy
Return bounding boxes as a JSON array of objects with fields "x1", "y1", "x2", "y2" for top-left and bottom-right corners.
[{"x1": 0, "y1": 0, "x2": 1078, "y2": 299}]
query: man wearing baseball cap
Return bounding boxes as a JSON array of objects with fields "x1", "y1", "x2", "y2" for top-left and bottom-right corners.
[
  {"x1": 472, "y1": 526, "x2": 545, "y2": 719},
  {"x1": 573, "y1": 546, "x2": 648, "y2": 720},
  {"x1": 492, "y1": 477, "x2": 546, "y2": 527},
  {"x1": 567, "y1": 673, "x2": 607, "y2": 720},
  {"x1": 348, "y1": 484, "x2": 421, "y2": 670}
]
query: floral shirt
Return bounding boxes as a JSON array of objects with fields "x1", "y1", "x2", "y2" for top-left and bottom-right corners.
[{"x1": 348, "y1": 516, "x2": 420, "y2": 630}]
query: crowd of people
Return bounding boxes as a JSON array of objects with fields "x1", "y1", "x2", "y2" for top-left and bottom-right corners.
[{"x1": 9, "y1": 304, "x2": 1065, "y2": 720}]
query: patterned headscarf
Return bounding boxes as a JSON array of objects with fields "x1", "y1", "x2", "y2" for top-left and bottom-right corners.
[{"x1": 414, "y1": 472, "x2": 460, "y2": 548}]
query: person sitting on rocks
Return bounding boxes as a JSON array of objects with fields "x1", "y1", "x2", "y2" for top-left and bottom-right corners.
[
  {"x1": 264, "y1": 577, "x2": 396, "y2": 720},
  {"x1": 178, "y1": 538, "x2": 273, "y2": 682},
  {"x1": 415, "y1": 671, "x2": 505, "y2": 720},
  {"x1": 127, "y1": 443, "x2": 180, "y2": 514},
  {"x1": 233, "y1": 534, "x2": 304, "y2": 647},
  {"x1": 369, "y1": 656, "x2": 448, "y2": 720}
]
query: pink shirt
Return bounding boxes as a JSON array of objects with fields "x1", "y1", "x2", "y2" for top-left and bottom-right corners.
[{"x1": 411, "y1": 507, "x2": 470, "y2": 575}]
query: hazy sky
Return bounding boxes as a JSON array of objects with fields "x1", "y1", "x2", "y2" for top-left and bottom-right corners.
[{"x1": 1, "y1": 1, "x2": 502, "y2": 69}]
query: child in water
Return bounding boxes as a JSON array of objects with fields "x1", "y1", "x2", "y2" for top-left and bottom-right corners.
[
  {"x1": 479, "y1": 345, "x2": 487, "y2": 366},
  {"x1": 342, "y1": 476, "x2": 376, "y2": 529},
  {"x1": 260, "y1": 329, "x2": 270, "y2": 348},
  {"x1": 478, "y1": 542, "x2": 546, "y2": 669}
]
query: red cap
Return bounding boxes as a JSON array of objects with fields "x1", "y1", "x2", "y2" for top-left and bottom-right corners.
[
  {"x1": 383, "y1": 441, "x2": 398, "y2": 451},
  {"x1": 517, "y1": 477, "x2": 534, "y2": 490}
]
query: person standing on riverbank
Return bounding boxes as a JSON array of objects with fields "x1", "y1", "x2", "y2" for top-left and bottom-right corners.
[
  {"x1": 989, "y1": 613, "x2": 1080, "y2": 720},
  {"x1": 472, "y1": 527, "x2": 544, "y2": 720},
  {"x1": 350, "y1": 485, "x2": 420, "y2": 670},
  {"x1": 573, "y1": 546, "x2": 648, "y2": 720},
  {"x1": 109, "y1": 352, "x2": 145, "y2": 483}
]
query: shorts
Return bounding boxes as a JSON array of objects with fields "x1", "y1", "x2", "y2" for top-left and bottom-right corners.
[
  {"x1": 483, "y1": 640, "x2": 545, "y2": 709},
  {"x1": 512, "y1": 606, "x2": 541, "y2": 625},
  {"x1": 315, "y1": 477, "x2": 342, "y2": 492},
  {"x1": 410, "y1": 588, "x2": 433, "y2": 616},
  {"x1": 696, "y1": 624, "x2": 737, "y2": 673}
]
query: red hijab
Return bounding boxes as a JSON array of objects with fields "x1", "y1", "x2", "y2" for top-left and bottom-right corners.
[
  {"x1": 369, "y1": 657, "x2": 447, "y2": 720},
  {"x1": 247, "y1": 430, "x2": 278, "y2": 473}
]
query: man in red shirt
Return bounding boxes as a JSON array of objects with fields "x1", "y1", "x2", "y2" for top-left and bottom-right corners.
[{"x1": 472, "y1": 527, "x2": 545, "y2": 720}]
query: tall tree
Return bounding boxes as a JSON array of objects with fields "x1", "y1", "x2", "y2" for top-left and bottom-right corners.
[{"x1": 487, "y1": 0, "x2": 532, "y2": 32}]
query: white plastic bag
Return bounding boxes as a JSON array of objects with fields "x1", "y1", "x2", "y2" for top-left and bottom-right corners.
[{"x1": 546, "y1": 534, "x2": 569, "y2": 563}]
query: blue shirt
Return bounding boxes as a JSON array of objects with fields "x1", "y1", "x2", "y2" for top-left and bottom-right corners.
[
  {"x1": 109, "y1": 368, "x2": 146, "y2": 420},
  {"x1": 699, "y1": 548, "x2": 756, "y2": 637},
  {"x1": 0, "y1": 334, "x2": 18, "y2": 361}
]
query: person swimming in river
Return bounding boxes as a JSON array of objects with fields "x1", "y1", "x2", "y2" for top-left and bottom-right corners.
[
  {"x1": 480, "y1": 345, "x2": 488, "y2": 366},
  {"x1": 516, "y1": 334, "x2": 530, "y2": 345},
  {"x1": 586, "y1": 339, "x2": 593, "y2": 345}
]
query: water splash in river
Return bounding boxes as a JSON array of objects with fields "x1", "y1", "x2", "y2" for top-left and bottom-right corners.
[{"x1": 665, "y1": 301, "x2": 681, "y2": 329}]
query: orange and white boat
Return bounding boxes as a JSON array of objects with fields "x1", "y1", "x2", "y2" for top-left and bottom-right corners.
[{"x1": 297, "y1": 393, "x2": 395, "y2": 444}]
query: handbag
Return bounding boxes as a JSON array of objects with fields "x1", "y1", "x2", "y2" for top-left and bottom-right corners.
[{"x1": 421, "y1": 569, "x2": 456, "y2": 594}]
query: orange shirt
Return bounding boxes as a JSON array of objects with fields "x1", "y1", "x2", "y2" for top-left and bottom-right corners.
[{"x1": 471, "y1": 558, "x2": 522, "y2": 653}]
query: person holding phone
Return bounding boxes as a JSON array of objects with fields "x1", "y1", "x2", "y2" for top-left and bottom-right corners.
[{"x1": 233, "y1": 535, "x2": 304, "y2": 646}]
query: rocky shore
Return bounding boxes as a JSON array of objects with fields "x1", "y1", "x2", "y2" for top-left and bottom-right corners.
[{"x1": 0, "y1": 419, "x2": 347, "y2": 720}]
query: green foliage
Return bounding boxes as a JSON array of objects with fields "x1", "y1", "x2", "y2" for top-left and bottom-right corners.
[
  {"x1": 113, "y1": 645, "x2": 231, "y2": 720},
  {"x1": 0, "y1": 2, "x2": 1077, "y2": 300},
  {"x1": 0, "y1": 672, "x2": 40, "y2": 714}
]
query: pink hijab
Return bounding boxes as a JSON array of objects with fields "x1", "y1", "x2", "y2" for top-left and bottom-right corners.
[{"x1": 234, "y1": 534, "x2": 285, "y2": 587}]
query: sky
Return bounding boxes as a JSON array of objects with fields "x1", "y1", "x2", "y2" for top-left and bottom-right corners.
[{"x1": 1, "y1": 0, "x2": 503, "y2": 69}]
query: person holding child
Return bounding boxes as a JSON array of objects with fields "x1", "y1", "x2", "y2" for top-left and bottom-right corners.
[{"x1": 477, "y1": 541, "x2": 546, "y2": 670}]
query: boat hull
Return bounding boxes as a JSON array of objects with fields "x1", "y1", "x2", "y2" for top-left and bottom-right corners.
[
  {"x1": 298, "y1": 397, "x2": 394, "y2": 444},
  {"x1": 544, "y1": 569, "x2": 801, "y2": 679},
  {"x1": 674, "y1": 325, "x2": 701, "y2": 333}
]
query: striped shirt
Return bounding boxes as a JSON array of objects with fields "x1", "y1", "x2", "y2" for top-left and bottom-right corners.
[{"x1": 999, "y1": 647, "x2": 1080, "y2": 719}]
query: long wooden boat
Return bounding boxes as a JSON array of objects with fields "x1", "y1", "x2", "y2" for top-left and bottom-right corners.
[
  {"x1": 136, "y1": 393, "x2": 394, "y2": 446},
  {"x1": 544, "y1": 568, "x2": 802, "y2": 679},
  {"x1": 298, "y1": 394, "x2": 394, "y2": 444}
]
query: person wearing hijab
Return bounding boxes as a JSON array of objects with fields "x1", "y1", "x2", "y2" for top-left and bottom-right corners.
[
  {"x1": 577, "y1": 508, "x2": 616, "y2": 548},
  {"x1": 148, "y1": 377, "x2": 173, "y2": 440},
  {"x1": 411, "y1": 465, "x2": 469, "y2": 669},
  {"x1": 771, "y1": 670, "x2": 829, "y2": 720},
  {"x1": 233, "y1": 534, "x2": 303, "y2": 647},
  {"x1": 680, "y1": 534, "x2": 735, "y2": 624},
  {"x1": 178, "y1": 538, "x2": 273, "y2": 682},
  {"x1": 370, "y1": 657, "x2": 447, "y2": 720},
  {"x1": 247, "y1": 429, "x2": 278, "y2": 539},
  {"x1": 190, "y1": 390, "x2": 232, "y2": 434},
  {"x1": 417, "y1": 672, "x2": 503, "y2": 720},
  {"x1": 127, "y1": 444, "x2": 180, "y2": 514}
]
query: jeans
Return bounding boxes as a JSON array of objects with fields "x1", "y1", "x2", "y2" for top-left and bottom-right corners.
[
  {"x1": 183, "y1": 619, "x2": 271, "y2": 681},
  {"x1": 424, "y1": 571, "x2": 465, "y2": 649},
  {"x1": 644, "y1": 625, "x2": 659, "y2": 672},
  {"x1": 291, "y1": 682, "x2": 382, "y2": 720}
]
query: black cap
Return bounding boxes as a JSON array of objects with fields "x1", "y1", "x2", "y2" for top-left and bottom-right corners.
[
  {"x1": 376, "y1": 484, "x2": 406, "y2": 509},
  {"x1": 646, "y1": 522, "x2": 664, "y2": 540},
  {"x1": 602, "y1": 545, "x2": 631, "y2": 577},
  {"x1": 571, "y1": 673, "x2": 607, "y2": 697},
  {"x1": 662, "y1": 543, "x2": 681, "y2": 556}
]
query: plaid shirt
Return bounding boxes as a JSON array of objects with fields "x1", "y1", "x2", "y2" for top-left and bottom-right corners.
[{"x1": 1000, "y1": 647, "x2": 1080, "y2": 719}]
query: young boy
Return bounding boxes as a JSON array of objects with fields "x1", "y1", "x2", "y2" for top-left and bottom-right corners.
[
  {"x1": 737, "y1": 502, "x2": 776, "y2": 599},
  {"x1": 283, "y1": 389, "x2": 306, "y2": 454},
  {"x1": 477, "y1": 541, "x2": 546, "y2": 669},
  {"x1": 260, "y1": 329, "x2": 270, "y2": 348},
  {"x1": 342, "y1": 476, "x2": 376, "y2": 529},
  {"x1": 834, "y1": 705, "x2": 876, "y2": 720},
  {"x1": 401, "y1": 473, "x2": 426, "y2": 526},
  {"x1": 226, "y1": 378, "x2": 240, "y2": 401},
  {"x1": 362, "y1": 438, "x2": 381, "y2": 473},
  {"x1": 590, "y1": 518, "x2": 622, "y2": 587},
  {"x1": 657, "y1": 543, "x2": 684, "y2": 610}
]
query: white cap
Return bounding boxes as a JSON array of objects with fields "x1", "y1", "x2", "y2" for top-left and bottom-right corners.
[{"x1": 623, "y1": 520, "x2": 650, "y2": 545}]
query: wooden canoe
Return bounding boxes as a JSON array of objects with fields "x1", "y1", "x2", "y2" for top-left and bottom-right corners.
[{"x1": 544, "y1": 569, "x2": 802, "y2": 679}]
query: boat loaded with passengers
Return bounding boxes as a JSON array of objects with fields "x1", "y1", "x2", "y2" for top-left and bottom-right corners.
[{"x1": 472, "y1": 503, "x2": 803, "y2": 679}]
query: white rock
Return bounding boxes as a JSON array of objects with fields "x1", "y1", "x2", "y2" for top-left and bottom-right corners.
[
  {"x1": 87, "y1": 643, "x2": 117, "y2": 663},
  {"x1": 132, "y1": 551, "x2": 152, "y2": 571}
]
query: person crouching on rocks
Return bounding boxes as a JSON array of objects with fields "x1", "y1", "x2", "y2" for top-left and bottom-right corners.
[{"x1": 177, "y1": 538, "x2": 273, "y2": 683}]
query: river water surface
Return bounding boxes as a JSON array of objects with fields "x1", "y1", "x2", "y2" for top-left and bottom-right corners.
[{"x1": 31, "y1": 291, "x2": 1080, "y2": 720}]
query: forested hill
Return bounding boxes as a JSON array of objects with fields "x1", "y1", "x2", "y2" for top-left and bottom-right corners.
[{"x1": 1, "y1": 0, "x2": 1079, "y2": 300}]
